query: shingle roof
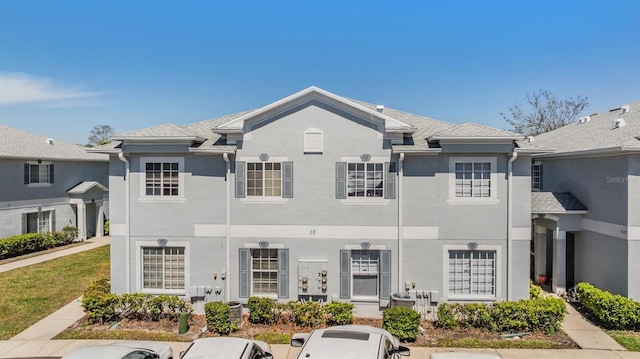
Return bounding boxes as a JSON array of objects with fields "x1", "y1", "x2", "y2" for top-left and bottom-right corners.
[
  {"x1": 0, "y1": 125, "x2": 108, "y2": 161},
  {"x1": 531, "y1": 192, "x2": 587, "y2": 213},
  {"x1": 532, "y1": 101, "x2": 640, "y2": 155},
  {"x1": 67, "y1": 181, "x2": 108, "y2": 194},
  {"x1": 102, "y1": 87, "x2": 534, "y2": 154}
]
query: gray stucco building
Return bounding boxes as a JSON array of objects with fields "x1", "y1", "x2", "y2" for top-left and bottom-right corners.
[
  {"x1": 530, "y1": 102, "x2": 640, "y2": 300},
  {"x1": 94, "y1": 87, "x2": 538, "y2": 310},
  {"x1": 0, "y1": 125, "x2": 109, "y2": 240}
]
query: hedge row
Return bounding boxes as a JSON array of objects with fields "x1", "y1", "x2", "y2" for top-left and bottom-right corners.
[
  {"x1": 575, "y1": 282, "x2": 640, "y2": 330},
  {"x1": 435, "y1": 297, "x2": 566, "y2": 334},
  {"x1": 81, "y1": 278, "x2": 192, "y2": 324},
  {"x1": 246, "y1": 297, "x2": 355, "y2": 327},
  {"x1": 382, "y1": 306, "x2": 421, "y2": 342},
  {"x1": 0, "y1": 226, "x2": 77, "y2": 260}
]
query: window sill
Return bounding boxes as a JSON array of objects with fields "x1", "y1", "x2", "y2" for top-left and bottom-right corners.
[
  {"x1": 27, "y1": 183, "x2": 52, "y2": 188},
  {"x1": 341, "y1": 198, "x2": 390, "y2": 205},
  {"x1": 447, "y1": 198, "x2": 499, "y2": 205},
  {"x1": 251, "y1": 294, "x2": 278, "y2": 299},
  {"x1": 447, "y1": 295, "x2": 497, "y2": 302},
  {"x1": 141, "y1": 289, "x2": 186, "y2": 296},
  {"x1": 241, "y1": 197, "x2": 288, "y2": 203},
  {"x1": 138, "y1": 196, "x2": 187, "y2": 203}
]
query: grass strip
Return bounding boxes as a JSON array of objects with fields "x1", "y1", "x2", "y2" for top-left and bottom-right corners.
[
  {"x1": 0, "y1": 245, "x2": 110, "y2": 339},
  {"x1": 608, "y1": 331, "x2": 640, "y2": 351}
]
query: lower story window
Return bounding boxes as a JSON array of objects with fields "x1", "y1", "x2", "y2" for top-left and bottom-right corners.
[
  {"x1": 26, "y1": 211, "x2": 51, "y2": 233},
  {"x1": 251, "y1": 248, "x2": 278, "y2": 295},
  {"x1": 448, "y1": 250, "x2": 495, "y2": 296},
  {"x1": 142, "y1": 247, "x2": 185, "y2": 290}
]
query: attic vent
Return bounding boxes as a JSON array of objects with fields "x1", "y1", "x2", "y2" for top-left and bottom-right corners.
[
  {"x1": 578, "y1": 116, "x2": 591, "y2": 124},
  {"x1": 376, "y1": 105, "x2": 385, "y2": 113},
  {"x1": 304, "y1": 129, "x2": 323, "y2": 154},
  {"x1": 46, "y1": 138, "x2": 54, "y2": 144},
  {"x1": 612, "y1": 118, "x2": 626, "y2": 129}
]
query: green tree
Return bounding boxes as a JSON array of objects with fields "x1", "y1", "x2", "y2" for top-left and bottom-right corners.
[{"x1": 502, "y1": 90, "x2": 589, "y2": 136}]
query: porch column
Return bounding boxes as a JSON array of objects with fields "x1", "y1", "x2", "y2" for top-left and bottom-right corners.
[
  {"x1": 534, "y1": 224, "x2": 546, "y2": 283},
  {"x1": 96, "y1": 200, "x2": 104, "y2": 237},
  {"x1": 552, "y1": 228, "x2": 566, "y2": 295},
  {"x1": 77, "y1": 201, "x2": 87, "y2": 241}
]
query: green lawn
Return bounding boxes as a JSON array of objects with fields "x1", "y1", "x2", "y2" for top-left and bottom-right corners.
[
  {"x1": 608, "y1": 331, "x2": 640, "y2": 351},
  {"x1": 0, "y1": 245, "x2": 110, "y2": 339}
]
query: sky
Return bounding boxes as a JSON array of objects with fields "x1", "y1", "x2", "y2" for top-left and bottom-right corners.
[{"x1": 0, "y1": 0, "x2": 639, "y2": 145}]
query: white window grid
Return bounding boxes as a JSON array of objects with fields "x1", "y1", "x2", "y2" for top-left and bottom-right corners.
[
  {"x1": 26, "y1": 211, "x2": 51, "y2": 233},
  {"x1": 247, "y1": 162, "x2": 282, "y2": 197},
  {"x1": 531, "y1": 163, "x2": 541, "y2": 190},
  {"x1": 251, "y1": 248, "x2": 278, "y2": 295},
  {"x1": 455, "y1": 162, "x2": 491, "y2": 197},
  {"x1": 29, "y1": 163, "x2": 50, "y2": 184},
  {"x1": 142, "y1": 247, "x2": 185, "y2": 290},
  {"x1": 347, "y1": 163, "x2": 384, "y2": 198},
  {"x1": 448, "y1": 250, "x2": 495, "y2": 295},
  {"x1": 145, "y1": 162, "x2": 179, "y2": 196}
]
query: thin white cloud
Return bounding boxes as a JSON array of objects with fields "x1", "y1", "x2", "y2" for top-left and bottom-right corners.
[{"x1": 0, "y1": 72, "x2": 103, "y2": 106}]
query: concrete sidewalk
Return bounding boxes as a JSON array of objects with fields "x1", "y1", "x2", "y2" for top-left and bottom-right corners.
[
  {"x1": 0, "y1": 236, "x2": 110, "y2": 273},
  {"x1": 561, "y1": 302, "x2": 627, "y2": 351}
]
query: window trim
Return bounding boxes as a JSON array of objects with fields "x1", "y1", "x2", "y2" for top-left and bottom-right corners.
[
  {"x1": 26, "y1": 161, "x2": 53, "y2": 187},
  {"x1": 340, "y1": 156, "x2": 392, "y2": 204},
  {"x1": 135, "y1": 241, "x2": 189, "y2": 295},
  {"x1": 442, "y1": 244, "x2": 501, "y2": 301},
  {"x1": 23, "y1": 209, "x2": 53, "y2": 234},
  {"x1": 139, "y1": 157, "x2": 185, "y2": 201},
  {"x1": 238, "y1": 156, "x2": 290, "y2": 203},
  {"x1": 531, "y1": 162, "x2": 542, "y2": 191},
  {"x1": 448, "y1": 157, "x2": 498, "y2": 204},
  {"x1": 250, "y1": 248, "x2": 279, "y2": 298}
]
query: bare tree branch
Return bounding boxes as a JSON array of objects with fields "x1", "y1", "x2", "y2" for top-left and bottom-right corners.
[{"x1": 88, "y1": 124, "x2": 114, "y2": 146}]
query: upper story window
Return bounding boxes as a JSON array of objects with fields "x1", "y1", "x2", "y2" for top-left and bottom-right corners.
[
  {"x1": 531, "y1": 163, "x2": 542, "y2": 191},
  {"x1": 247, "y1": 162, "x2": 282, "y2": 197},
  {"x1": 235, "y1": 160, "x2": 293, "y2": 199},
  {"x1": 448, "y1": 157, "x2": 497, "y2": 203},
  {"x1": 348, "y1": 163, "x2": 384, "y2": 198},
  {"x1": 24, "y1": 162, "x2": 54, "y2": 185},
  {"x1": 335, "y1": 160, "x2": 396, "y2": 200},
  {"x1": 140, "y1": 157, "x2": 184, "y2": 200}
]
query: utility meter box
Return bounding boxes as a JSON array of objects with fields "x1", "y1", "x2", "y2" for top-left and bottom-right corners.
[{"x1": 298, "y1": 260, "x2": 329, "y2": 296}]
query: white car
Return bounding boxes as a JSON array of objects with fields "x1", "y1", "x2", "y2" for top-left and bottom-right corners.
[
  {"x1": 290, "y1": 325, "x2": 410, "y2": 359},
  {"x1": 62, "y1": 341, "x2": 173, "y2": 359},
  {"x1": 179, "y1": 337, "x2": 273, "y2": 359}
]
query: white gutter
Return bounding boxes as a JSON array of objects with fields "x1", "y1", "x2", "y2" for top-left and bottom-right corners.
[
  {"x1": 118, "y1": 152, "x2": 131, "y2": 292},
  {"x1": 398, "y1": 153, "x2": 405, "y2": 292},
  {"x1": 507, "y1": 151, "x2": 517, "y2": 300},
  {"x1": 223, "y1": 153, "x2": 231, "y2": 302}
]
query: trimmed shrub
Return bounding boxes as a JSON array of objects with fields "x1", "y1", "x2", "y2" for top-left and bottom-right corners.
[
  {"x1": 0, "y1": 228, "x2": 79, "y2": 260},
  {"x1": 205, "y1": 301, "x2": 238, "y2": 335},
  {"x1": 294, "y1": 301, "x2": 325, "y2": 328},
  {"x1": 248, "y1": 296, "x2": 277, "y2": 324},
  {"x1": 530, "y1": 281, "x2": 543, "y2": 299},
  {"x1": 325, "y1": 302, "x2": 354, "y2": 325},
  {"x1": 383, "y1": 306, "x2": 421, "y2": 342},
  {"x1": 575, "y1": 282, "x2": 640, "y2": 330},
  {"x1": 104, "y1": 220, "x2": 110, "y2": 235},
  {"x1": 435, "y1": 303, "x2": 458, "y2": 330}
]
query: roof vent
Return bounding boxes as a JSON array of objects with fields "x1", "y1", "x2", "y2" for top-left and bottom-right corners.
[
  {"x1": 621, "y1": 105, "x2": 630, "y2": 114},
  {"x1": 376, "y1": 105, "x2": 385, "y2": 113},
  {"x1": 612, "y1": 118, "x2": 626, "y2": 129},
  {"x1": 578, "y1": 116, "x2": 591, "y2": 124},
  {"x1": 527, "y1": 136, "x2": 535, "y2": 143},
  {"x1": 46, "y1": 138, "x2": 54, "y2": 145}
]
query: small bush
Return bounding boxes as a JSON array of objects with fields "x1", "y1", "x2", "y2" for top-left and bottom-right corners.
[
  {"x1": 435, "y1": 303, "x2": 458, "y2": 330},
  {"x1": 248, "y1": 297, "x2": 277, "y2": 324},
  {"x1": 383, "y1": 306, "x2": 421, "y2": 342},
  {"x1": 205, "y1": 301, "x2": 237, "y2": 335},
  {"x1": 325, "y1": 302, "x2": 354, "y2": 325},
  {"x1": 530, "y1": 281, "x2": 543, "y2": 299},
  {"x1": 576, "y1": 282, "x2": 640, "y2": 330},
  {"x1": 294, "y1": 301, "x2": 325, "y2": 328},
  {"x1": 104, "y1": 220, "x2": 110, "y2": 235}
]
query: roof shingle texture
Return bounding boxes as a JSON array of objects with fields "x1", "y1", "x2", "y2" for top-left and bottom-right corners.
[
  {"x1": 531, "y1": 192, "x2": 587, "y2": 213},
  {"x1": 0, "y1": 125, "x2": 107, "y2": 161}
]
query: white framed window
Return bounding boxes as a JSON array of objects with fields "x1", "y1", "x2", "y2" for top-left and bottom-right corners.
[
  {"x1": 531, "y1": 163, "x2": 542, "y2": 191},
  {"x1": 448, "y1": 157, "x2": 498, "y2": 203},
  {"x1": 25, "y1": 162, "x2": 53, "y2": 186},
  {"x1": 351, "y1": 250, "x2": 379, "y2": 299},
  {"x1": 140, "y1": 157, "x2": 185, "y2": 200},
  {"x1": 247, "y1": 162, "x2": 282, "y2": 197},
  {"x1": 348, "y1": 163, "x2": 384, "y2": 198},
  {"x1": 443, "y1": 245, "x2": 501, "y2": 300},
  {"x1": 141, "y1": 246, "x2": 186, "y2": 291},
  {"x1": 251, "y1": 248, "x2": 278, "y2": 296},
  {"x1": 25, "y1": 210, "x2": 52, "y2": 233}
]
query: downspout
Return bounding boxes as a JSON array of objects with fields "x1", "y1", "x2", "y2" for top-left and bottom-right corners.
[
  {"x1": 507, "y1": 151, "x2": 517, "y2": 301},
  {"x1": 118, "y1": 152, "x2": 131, "y2": 292},
  {"x1": 223, "y1": 153, "x2": 231, "y2": 302},
  {"x1": 398, "y1": 153, "x2": 405, "y2": 292}
]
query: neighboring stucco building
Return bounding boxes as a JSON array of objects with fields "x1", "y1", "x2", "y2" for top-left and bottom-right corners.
[
  {"x1": 94, "y1": 87, "x2": 537, "y2": 310},
  {"x1": 0, "y1": 125, "x2": 109, "y2": 240},
  {"x1": 530, "y1": 101, "x2": 640, "y2": 300}
]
